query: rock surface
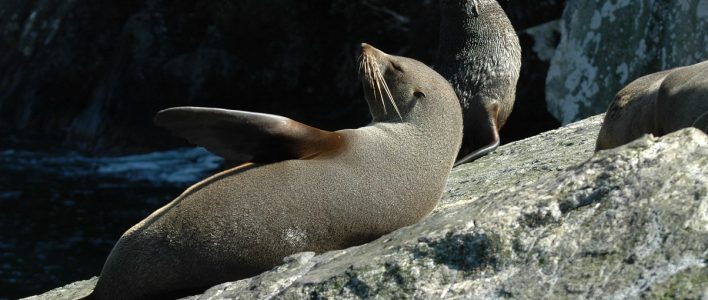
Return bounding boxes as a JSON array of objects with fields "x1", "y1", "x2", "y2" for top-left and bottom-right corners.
[
  {"x1": 23, "y1": 278, "x2": 96, "y2": 300},
  {"x1": 546, "y1": 0, "x2": 708, "y2": 124},
  {"x1": 26, "y1": 115, "x2": 708, "y2": 299}
]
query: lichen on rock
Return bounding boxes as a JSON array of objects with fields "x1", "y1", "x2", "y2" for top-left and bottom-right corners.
[
  {"x1": 25, "y1": 116, "x2": 708, "y2": 299},
  {"x1": 546, "y1": 0, "x2": 708, "y2": 124}
]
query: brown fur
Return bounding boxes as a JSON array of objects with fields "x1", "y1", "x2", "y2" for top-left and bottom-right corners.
[
  {"x1": 89, "y1": 44, "x2": 463, "y2": 299},
  {"x1": 596, "y1": 60, "x2": 708, "y2": 151},
  {"x1": 436, "y1": 0, "x2": 521, "y2": 165}
]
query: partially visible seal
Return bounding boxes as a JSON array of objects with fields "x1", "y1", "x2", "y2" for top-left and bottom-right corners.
[
  {"x1": 436, "y1": 0, "x2": 521, "y2": 165},
  {"x1": 89, "y1": 43, "x2": 463, "y2": 299},
  {"x1": 596, "y1": 60, "x2": 708, "y2": 151}
]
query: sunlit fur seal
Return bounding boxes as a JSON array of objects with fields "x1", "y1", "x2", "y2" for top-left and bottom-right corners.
[
  {"x1": 436, "y1": 0, "x2": 521, "y2": 166},
  {"x1": 87, "y1": 43, "x2": 463, "y2": 299},
  {"x1": 596, "y1": 60, "x2": 708, "y2": 151}
]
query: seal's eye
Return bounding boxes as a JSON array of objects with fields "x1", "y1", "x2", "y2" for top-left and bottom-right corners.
[
  {"x1": 414, "y1": 91, "x2": 426, "y2": 98},
  {"x1": 391, "y1": 62, "x2": 403, "y2": 72}
]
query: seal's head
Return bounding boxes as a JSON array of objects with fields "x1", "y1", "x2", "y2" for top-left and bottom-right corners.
[{"x1": 358, "y1": 43, "x2": 458, "y2": 124}]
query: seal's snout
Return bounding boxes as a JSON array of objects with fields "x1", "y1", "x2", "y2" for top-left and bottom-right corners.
[
  {"x1": 360, "y1": 42, "x2": 384, "y2": 58},
  {"x1": 357, "y1": 43, "x2": 379, "y2": 77},
  {"x1": 355, "y1": 43, "x2": 366, "y2": 61},
  {"x1": 358, "y1": 43, "x2": 385, "y2": 78}
]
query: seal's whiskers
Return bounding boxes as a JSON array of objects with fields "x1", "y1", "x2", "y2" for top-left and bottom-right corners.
[
  {"x1": 362, "y1": 55, "x2": 376, "y2": 91},
  {"x1": 373, "y1": 70, "x2": 388, "y2": 114},
  {"x1": 358, "y1": 54, "x2": 365, "y2": 74},
  {"x1": 360, "y1": 53, "x2": 402, "y2": 120},
  {"x1": 364, "y1": 54, "x2": 387, "y2": 114},
  {"x1": 365, "y1": 56, "x2": 376, "y2": 94},
  {"x1": 375, "y1": 70, "x2": 402, "y2": 120}
]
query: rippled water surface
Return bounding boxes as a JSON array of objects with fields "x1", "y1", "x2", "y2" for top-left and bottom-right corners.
[{"x1": 0, "y1": 147, "x2": 222, "y2": 299}]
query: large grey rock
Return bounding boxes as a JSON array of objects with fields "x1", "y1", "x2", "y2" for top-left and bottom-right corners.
[
  {"x1": 22, "y1": 277, "x2": 96, "y2": 300},
  {"x1": 26, "y1": 115, "x2": 708, "y2": 299},
  {"x1": 546, "y1": 0, "x2": 708, "y2": 124}
]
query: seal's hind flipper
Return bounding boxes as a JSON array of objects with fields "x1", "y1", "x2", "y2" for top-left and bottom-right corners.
[{"x1": 154, "y1": 107, "x2": 343, "y2": 164}]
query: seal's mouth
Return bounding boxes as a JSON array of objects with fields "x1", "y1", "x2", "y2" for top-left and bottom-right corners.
[{"x1": 358, "y1": 43, "x2": 402, "y2": 120}]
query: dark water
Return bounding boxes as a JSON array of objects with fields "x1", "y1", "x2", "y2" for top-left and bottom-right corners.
[{"x1": 0, "y1": 147, "x2": 222, "y2": 299}]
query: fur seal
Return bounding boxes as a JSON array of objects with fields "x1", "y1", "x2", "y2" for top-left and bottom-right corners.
[
  {"x1": 436, "y1": 0, "x2": 521, "y2": 166},
  {"x1": 88, "y1": 43, "x2": 463, "y2": 299},
  {"x1": 596, "y1": 60, "x2": 708, "y2": 151}
]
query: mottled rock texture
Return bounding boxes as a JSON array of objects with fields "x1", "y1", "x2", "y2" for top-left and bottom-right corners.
[
  {"x1": 546, "y1": 0, "x2": 708, "y2": 124},
  {"x1": 23, "y1": 278, "x2": 96, "y2": 300},
  {"x1": 27, "y1": 115, "x2": 708, "y2": 299}
]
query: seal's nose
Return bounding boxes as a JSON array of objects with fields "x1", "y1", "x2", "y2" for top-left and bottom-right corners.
[
  {"x1": 361, "y1": 43, "x2": 378, "y2": 53},
  {"x1": 360, "y1": 43, "x2": 383, "y2": 57},
  {"x1": 359, "y1": 43, "x2": 371, "y2": 56}
]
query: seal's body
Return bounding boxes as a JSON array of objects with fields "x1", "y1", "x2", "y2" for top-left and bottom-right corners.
[
  {"x1": 596, "y1": 60, "x2": 708, "y2": 151},
  {"x1": 437, "y1": 0, "x2": 521, "y2": 165},
  {"x1": 90, "y1": 44, "x2": 463, "y2": 299}
]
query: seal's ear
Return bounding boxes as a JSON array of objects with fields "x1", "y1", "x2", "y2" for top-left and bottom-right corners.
[{"x1": 154, "y1": 107, "x2": 343, "y2": 164}]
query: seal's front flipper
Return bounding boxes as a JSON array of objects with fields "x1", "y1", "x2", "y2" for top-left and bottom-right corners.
[
  {"x1": 453, "y1": 134, "x2": 499, "y2": 167},
  {"x1": 454, "y1": 103, "x2": 501, "y2": 167},
  {"x1": 154, "y1": 106, "x2": 343, "y2": 164}
]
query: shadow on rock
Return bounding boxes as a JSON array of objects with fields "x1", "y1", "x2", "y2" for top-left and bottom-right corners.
[{"x1": 415, "y1": 232, "x2": 503, "y2": 272}]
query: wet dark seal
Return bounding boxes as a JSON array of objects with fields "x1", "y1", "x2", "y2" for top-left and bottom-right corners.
[
  {"x1": 87, "y1": 43, "x2": 463, "y2": 299},
  {"x1": 437, "y1": 0, "x2": 521, "y2": 166},
  {"x1": 596, "y1": 60, "x2": 708, "y2": 151}
]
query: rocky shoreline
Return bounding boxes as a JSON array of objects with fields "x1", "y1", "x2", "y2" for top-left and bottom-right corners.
[{"x1": 26, "y1": 115, "x2": 708, "y2": 299}]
